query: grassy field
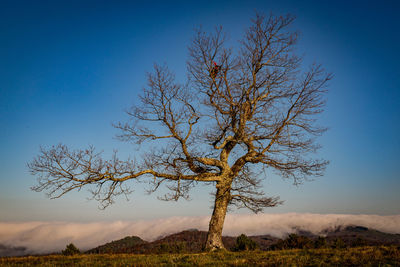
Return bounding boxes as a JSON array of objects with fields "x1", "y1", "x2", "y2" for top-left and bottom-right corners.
[{"x1": 1, "y1": 246, "x2": 399, "y2": 266}]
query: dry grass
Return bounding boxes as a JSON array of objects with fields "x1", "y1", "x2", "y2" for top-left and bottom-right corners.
[{"x1": 1, "y1": 246, "x2": 399, "y2": 266}]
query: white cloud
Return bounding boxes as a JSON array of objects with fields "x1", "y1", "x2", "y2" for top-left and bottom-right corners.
[{"x1": 1, "y1": 213, "x2": 399, "y2": 255}]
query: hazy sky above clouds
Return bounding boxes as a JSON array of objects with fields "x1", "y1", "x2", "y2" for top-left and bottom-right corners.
[{"x1": 0, "y1": 0, "x2": 399, "y2": 223}]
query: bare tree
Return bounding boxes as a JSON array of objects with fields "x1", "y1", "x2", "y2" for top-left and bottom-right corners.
[{"x1": 28, "y1": 14, "x2": 331, "y2": 251}]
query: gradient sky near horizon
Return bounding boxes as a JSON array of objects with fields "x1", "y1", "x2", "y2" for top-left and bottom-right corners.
[{"x1": 1, "y1": 0, "x2": 399, "y2": 222}]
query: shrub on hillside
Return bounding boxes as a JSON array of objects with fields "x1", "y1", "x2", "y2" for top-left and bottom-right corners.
[
  {"x1": 271, "y1": 234, "x2": 313, "y2": 250},
  {"x1": 233, "y1": 234, "x2": 258, "y2": 251},
  {"x1": 62, "y1": 243, "x2": 80, "y2": 256}
]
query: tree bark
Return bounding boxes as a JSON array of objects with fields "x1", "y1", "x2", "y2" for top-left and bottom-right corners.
[{"x1": 205, "y1": 182, "x2": 231, "y2": 251}]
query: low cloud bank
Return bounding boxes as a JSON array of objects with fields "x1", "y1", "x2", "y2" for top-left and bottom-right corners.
[{"x1": 1, "y1": 213, "x2": 399, "y2": 256}]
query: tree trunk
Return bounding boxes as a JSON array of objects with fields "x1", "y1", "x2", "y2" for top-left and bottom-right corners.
[{"x1": 204, "y1": 183, "x2": 231, "y2": 251}]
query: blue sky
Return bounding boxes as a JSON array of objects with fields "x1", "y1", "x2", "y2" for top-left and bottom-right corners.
[{"x1": 0, "y1": 0, "x2": 399, "y2": 222}]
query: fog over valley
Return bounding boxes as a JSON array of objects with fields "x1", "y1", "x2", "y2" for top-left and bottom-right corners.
[{"x1": 1, "y1": 213, "x2": 399, "y2": 256}]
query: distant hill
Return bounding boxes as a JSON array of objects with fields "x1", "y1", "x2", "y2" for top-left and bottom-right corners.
[
  {"x1": 0, "y1": 244, "x2": 27, "y2": 257},
  {"x1": 324, "y1": 225, "x2": 400, "y2": 246},
  {"x1": 86, "y1": 226, "x2": 400, "y2": 254},
  {"x1": 88, "y1": 229, "x2": 237, "y2": 254},
  {"x1": 86, "y1": 236, "x2": 147, "y2": 254}
]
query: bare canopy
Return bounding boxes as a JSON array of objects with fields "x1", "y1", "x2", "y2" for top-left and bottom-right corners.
[{"x1": 29, "y1": 14, "x2": 331, "y2": 251}]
